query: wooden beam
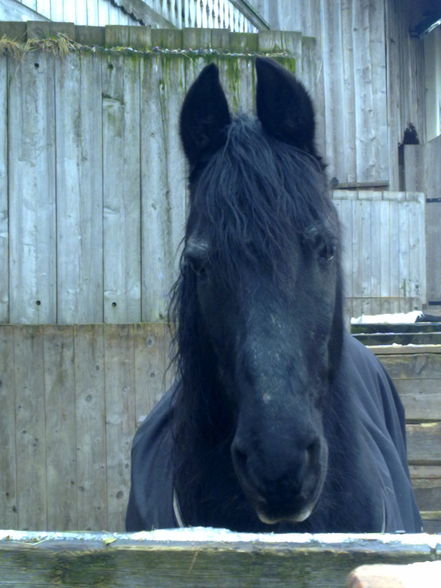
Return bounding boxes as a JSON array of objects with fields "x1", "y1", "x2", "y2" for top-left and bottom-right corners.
[{"x1": 0, "y1": 530, "x2": 439, "y2": 588}]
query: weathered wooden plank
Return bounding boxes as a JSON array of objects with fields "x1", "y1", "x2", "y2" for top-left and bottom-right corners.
[
  {"x1": 8, "y1": 52, "x2": 56, "y2": 324},
  {"x1": 43, "y1": 326, "x2": 77, "y2": 531},
  {"x1": 340, "y1": 0, "x2": 356, "y2": 184},
  {"x1": 395, "y1": 381, "x2": 441, "y2": 421},
  {"x1": 0, "y1": 56, "x2": 7, "y2": 322},
  {"x1": 56, "y1": 52, "x2": 104, "y2": 324},
  {"x1": 133, "y1": 322, "x2": 168, "y2": 426},
  {"x1": 104, "y1": 325, "x2": 136, "y2": 531},
  {"x1": 102, "y1": 53, "x2": 142, "y2": 323},
  {"x1": 140, "y1": 55, "x2": 186, "y2": 322},
  {"x1": 74, "y1": 324, "x2": 107, "y2": 531},
  {"x1": 13, "y1": 326, "x2": 47, "y2": 529},
  {"x1": 320, "y1": 0, "x2": 345, "y2": 184},
  {"x1": 0, "y1": 325, "x2": 17, "y2": 529},
  {"x1": 375, "y1": 350, "x2": 441, "y2": 378},
  {"x1": 0, "y1": 530, "x2": 439, "y2": 588},
  {"x1": 406, "y1": 422, "x2": 441, "y2": 465}
]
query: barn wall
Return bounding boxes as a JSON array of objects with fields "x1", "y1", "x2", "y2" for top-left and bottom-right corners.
[
  {"x1": 1, "y1": 25, "x2": 296, "y2": 324},
  {"x1": 1, "y1": 324, "x2": 440, "y2": 532},
  {"x1": 334, "y1": 190, "x2": 426, "y2": 318},
  {"x1": 249, "y1": 0, "x2": 427, "y2": 190},
  {"x1": 0, "y1": 23, "x2": 426, "y2": 325},
  {"x1": 403, "y1": 136, "x2": 441, "y2": 304}
]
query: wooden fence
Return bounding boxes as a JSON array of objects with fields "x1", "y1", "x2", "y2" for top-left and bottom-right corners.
[
  {"x1": 1, "y1": 324, "x2": 440, "y2": 533},
  {"x1": 403, "y1": 136, "x2": 441, "y2": 305},
  {"x1": 1, "y1": 529, "x2": 440, "y2": 587},
  {"x1": 334, "y1": 191, "x2": 426, "y2": 317},
  {"x1": 0, "y1": 24, "x2": 426, "y2": 323}
]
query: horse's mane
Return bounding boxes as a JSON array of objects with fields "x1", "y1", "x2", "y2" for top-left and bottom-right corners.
[{"x1": 169, "y1": 115, "x2": 343, "y2": 509}]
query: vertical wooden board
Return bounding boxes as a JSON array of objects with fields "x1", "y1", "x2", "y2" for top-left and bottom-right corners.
[
  {"x1": 8, "y1": 53, "x2": 56, "y2": 324},
  {"x1": 360, "y1": 197, "x2": 374, "y2": 313},
  {"x1": 14, "y1": 326, "x2": 47, "y2": 530},
  {"x1": 351, "y1": 195, "x2": 363, "y2": 305},
  {"x1": 134, "y1": 323, "x2": 168, "y2": 427},
  {"x1": 408, "y1": 195, "x2": 426, "y2": 304},
  {"x1": 43, "y1": 326, "x2": 77, "y2": 531},
  {"x1": 367, "y1": 0, "x2": 388, "y2": 183},
  {"x1": 160, "y1": 56, "x2": 187, "y2": 308},
  {"x1": 385, "y1": 0, "x2": 400, "y2": 190},
  {"x1": 103, "y1": 54, "x2": 142, "y2": 324},
  {"x1": 398, "y1": 198, "x2": 410, "y2": 305},
  {"x1": 387, "y1": 196, "x2": 400, "y2": 301},
  {"x1": 104, "y1": 325, "x2": 136, "y2": 531},
  {"x1": 56, "y1": 52, "x2": 104, "y2": 325},
  {"x1": 379, "y1": 197, "x2": 392, "y2": 310},
  {"x1": 0, "y1": 326, "x2": 17, "y2": 528},
  {"x1": 0, "y1": 57, "x2": 8, "y2": 322},
  {"x1": 319, "y1": 0, "x2": 344, "y2": 183},
  {"x1": 353, "y1": 0, "x2": 388, "y2": 183},
  {"x1": 369, "y1": 197, "x2": 382, "y2": 311},
  {"x1": 340, "y1": 0, "x2": 356, "y2": 183},
  {"x1": 74, "y1": 325, "x2": 107, "y2": 531},
  {"x1": 141, "y1": 55, "x2": 183, "y2": 322}
]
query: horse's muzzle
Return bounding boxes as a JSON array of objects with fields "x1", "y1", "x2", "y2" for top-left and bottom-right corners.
[{"x1": 231, "y1": 436, "x2": 327, "y2": 525}]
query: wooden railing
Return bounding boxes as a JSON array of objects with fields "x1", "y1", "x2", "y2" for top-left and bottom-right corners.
[{"x1": 119, "y1": 0, "x2": 270, "y2": 31}]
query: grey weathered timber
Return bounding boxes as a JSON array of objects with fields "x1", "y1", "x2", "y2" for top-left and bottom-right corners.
[
  {"x1": 102, "y1": 53, "x2": 142, "y2": 323},
  {"x1": 333, "y1": 191, "x2": 426, "y2": 316},
  {"x1": 0, "y1": 324, "x2": 440, "y2": 533},
  {"x1": 55, "y1": 52, "x2": 104, "y2": 324},
  {"x1": 0, "y1": 55, "x2": 7, "y2": 323},
  {"x1": 403, "y1": 137, "x2": 441, "y2": 304},
  {"x1": 8, "y1": 52, "x2": 57, "y2": 324},
  {"x1": 0, "y1": 530, "x2": 439, "y2": 588},
  {"x1": 249, "y1": 0, "x2": 427, "y2": 190},
  {"x1": 0, "y1": 26, "x2": 428, "y2": 321}
]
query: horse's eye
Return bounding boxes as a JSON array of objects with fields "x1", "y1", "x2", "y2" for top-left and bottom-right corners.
[
  {"x1": 319, "y1": 242, "x2": 336, "y2": 262},
  {"x1": 187, "y1": 255, "x2": 209, "y2": 279},
  {"x1": 303, "y1": 225, "x2": 336, "y2": 262}
]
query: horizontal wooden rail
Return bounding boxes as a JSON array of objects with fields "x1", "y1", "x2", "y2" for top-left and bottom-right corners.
[{"x1": 0, "y1": 530, "x2": 440, "y2": 587}]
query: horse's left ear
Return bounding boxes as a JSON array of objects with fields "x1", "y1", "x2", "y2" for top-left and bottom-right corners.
[
  {"x1": 255, "y1": 57, "x2": 316, "y2": 154},
  {"x1": 180, "y1": 63, "x2": 231, "y2": 167}
]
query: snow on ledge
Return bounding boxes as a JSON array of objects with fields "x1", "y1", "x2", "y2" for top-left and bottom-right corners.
[{"x1": 351, "y1": 311, "x2": 423, "y2": 324}]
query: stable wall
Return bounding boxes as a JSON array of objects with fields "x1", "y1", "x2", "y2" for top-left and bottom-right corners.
[
  {"x1": 0, "y1": 23, "x2": 426, "y2": 322},
  {"x1": 1, "y1": 324, "x2": 440, "y2": 533}
]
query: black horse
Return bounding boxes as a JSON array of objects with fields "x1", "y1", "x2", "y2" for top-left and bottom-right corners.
[{"x1": 126, "y1": 58, "x2": 421, "y2": 533}]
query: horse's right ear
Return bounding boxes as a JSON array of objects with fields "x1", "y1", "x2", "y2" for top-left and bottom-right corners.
[
  {"x1": 255, "y1": 57, "x2": 316, "y2": 154},
  {"x1": 180, "y1": 63, "x2": 231, "y2": 167}
]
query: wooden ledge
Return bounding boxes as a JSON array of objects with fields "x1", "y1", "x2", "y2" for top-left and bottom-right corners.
[{"x1": 0, "y1": 530, "x2": 440, "y2": 587}]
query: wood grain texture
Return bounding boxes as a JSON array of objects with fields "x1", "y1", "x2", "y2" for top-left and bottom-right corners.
[
  {"x1": 103, "y1": 54, "x2": 142, "y2": 323},
  {"x1": 8, "y1": 52, "x2": 56, "y2": 324},
  {"x1": 56, "y1": 53, "x2": 104, "y2": 324},
  {"x1": 0, "y1": 57, "x2": 7, "y2": 323},
  {"x1": 333, "y1": 191, "x2": 426, "y2": 315},
  {"x1": 1, "y1": 325, "x2": 440, "y2": 532},
  {"x1": 0, "y1": 530, "x2": 438, "y2": 588}
]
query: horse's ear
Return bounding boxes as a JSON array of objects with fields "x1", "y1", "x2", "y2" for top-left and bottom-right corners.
[
  {"x1": 256, "y1": 57, "x2": 316, "y2": 153},
  {"x1": 180, "y1": 63, "x2": 231, "y2": 167}
]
